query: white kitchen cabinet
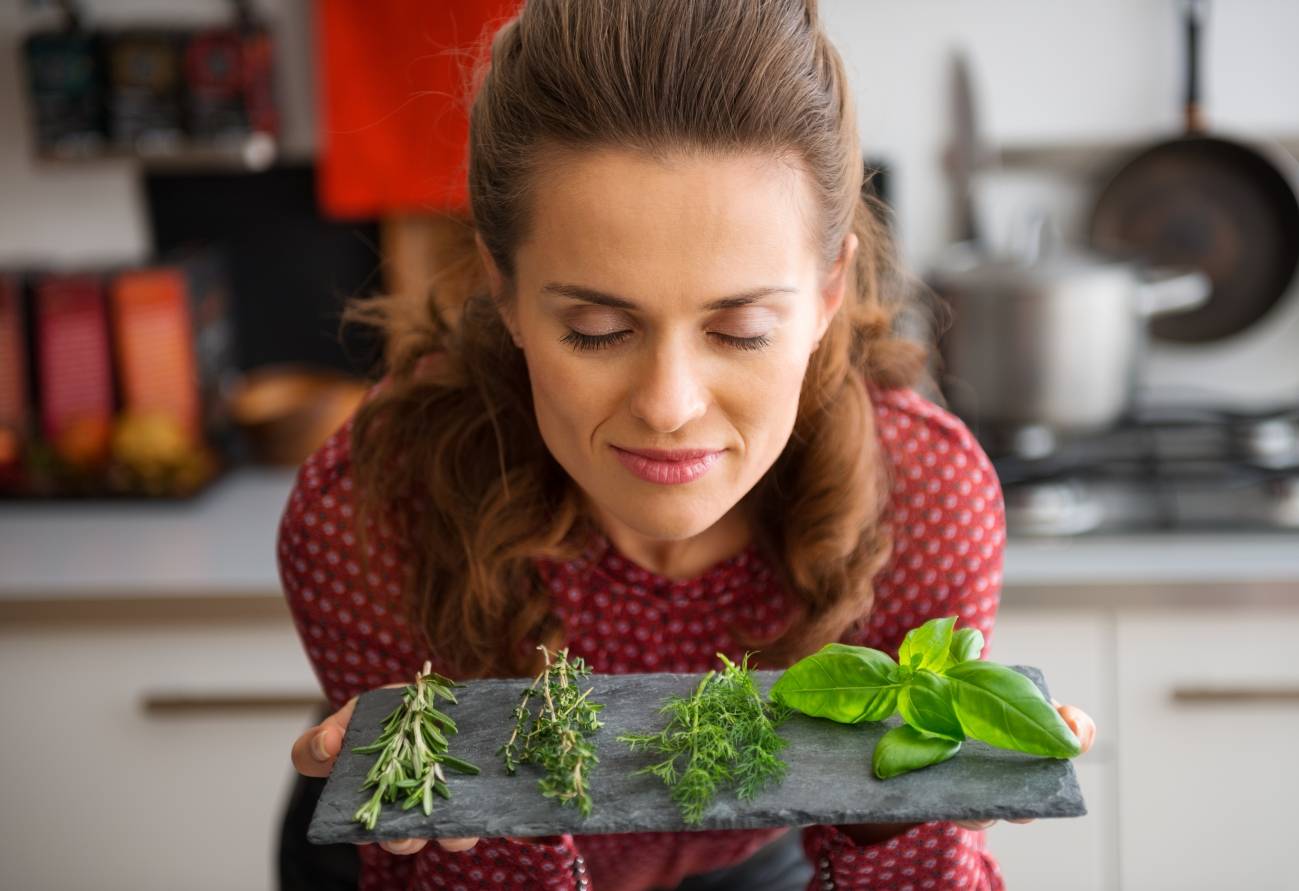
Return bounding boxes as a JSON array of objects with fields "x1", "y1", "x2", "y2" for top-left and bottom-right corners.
[
  {"x1": 6, "y1": 588, "x2": 1296, "y2": 891},
  {"x1": 1116, "y1": 608, "x2": 1299, "y2": 891},
  {"x1": 0, "y1": 609, "x2": 322, "y2": 891},
  {"x1": 983, "y1": 608, "x2": 1117, "y2": 891},
  {"x1": 987, "y1": 760, "x2": 1114, "y2": 891}
]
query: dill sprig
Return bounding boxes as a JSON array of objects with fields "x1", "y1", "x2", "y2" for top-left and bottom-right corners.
[
  {"x1": 497, "y1": 645, "x2": 605, "y2": 817},
  {"x1": 617, "y1": 651, "x2": 792, "y2": 825},
  {"x1": 351, "y1": 660, "x2": 481, "y2": 831}
]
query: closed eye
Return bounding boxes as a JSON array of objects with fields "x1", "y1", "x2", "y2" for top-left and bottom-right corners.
[
  {"x1": 713, "y1": 332, "x2": 772, "y2": 351},
  {"x1": 560, "y1": 330, "x2": 633, "y2": 351},
  {"x1": 559, "y1": 330, "x2": 771, "y2": 352}
]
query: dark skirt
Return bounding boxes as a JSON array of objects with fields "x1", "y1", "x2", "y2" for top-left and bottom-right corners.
[{"x1": 654, "y1": 829, "x2": 813, "y2": 891}]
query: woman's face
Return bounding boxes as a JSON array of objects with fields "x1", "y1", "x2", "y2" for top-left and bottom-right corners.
[{"x1": 480, "y1": 148, "x2": 855, "y2": 557}]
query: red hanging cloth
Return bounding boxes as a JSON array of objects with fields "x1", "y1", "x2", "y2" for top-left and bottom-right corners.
[{"x1": 315, "y1": 0, "x2": 522, "y2": 219}]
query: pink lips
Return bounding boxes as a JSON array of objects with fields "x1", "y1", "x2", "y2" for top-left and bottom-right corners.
[{"x1": 612, "y1": 446, "x2": 724, "y2": 485}]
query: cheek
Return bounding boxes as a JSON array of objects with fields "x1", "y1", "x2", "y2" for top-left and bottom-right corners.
[
  {"x1": 524, "y1": 349, "x2": 617, "y2": 456},
  {"x1": 719, "y1": 348, "x2": 810, "y2": 454}
]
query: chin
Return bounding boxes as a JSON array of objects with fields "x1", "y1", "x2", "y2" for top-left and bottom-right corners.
[{"x1": 602, "y1": 497, "x2": 727, "y2": 542}]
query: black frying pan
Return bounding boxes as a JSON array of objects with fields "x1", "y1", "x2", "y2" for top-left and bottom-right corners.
[{"x1": 1089, "y1": 0, "x2": 1299, "y2": 343}]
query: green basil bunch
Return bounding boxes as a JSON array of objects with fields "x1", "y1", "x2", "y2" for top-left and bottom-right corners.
[{"x1": 768, "y1": 616, "x2": 1081, "y2": 779}]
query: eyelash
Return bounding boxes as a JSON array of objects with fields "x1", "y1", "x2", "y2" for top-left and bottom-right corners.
[{"x1": 560, "y1": 330, "x2": 772, "y2": 353}]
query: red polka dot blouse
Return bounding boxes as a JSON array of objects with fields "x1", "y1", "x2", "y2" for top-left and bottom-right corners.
[{"x1": 277, "y1": 383, "x2": 1008, "y2": 890}]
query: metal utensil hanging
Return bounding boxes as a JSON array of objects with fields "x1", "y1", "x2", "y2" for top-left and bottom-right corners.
[{"x1": 1089, "y1": 0, "x2": 1299, "y2": 343}]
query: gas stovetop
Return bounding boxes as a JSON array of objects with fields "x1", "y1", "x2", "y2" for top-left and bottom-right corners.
[{"x1": 981, "y1": 399, "x2": 1299, "y2": 537}]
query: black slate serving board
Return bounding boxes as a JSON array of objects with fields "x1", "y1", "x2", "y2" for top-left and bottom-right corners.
[{"x1": 308, "y1": 665, "x2": 1086, "y2": 844}]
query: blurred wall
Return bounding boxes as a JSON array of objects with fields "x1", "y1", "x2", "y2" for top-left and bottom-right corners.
[
  {"x1": 820, "y1": 0, "x2": 1299, "y2": 267},
  {"x1": 3, "y1": 0, "x2": 1297, "y2": 299}
]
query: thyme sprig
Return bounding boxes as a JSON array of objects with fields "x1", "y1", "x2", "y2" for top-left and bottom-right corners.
[
  {"x1": 498, "y1": 645, "x2": 605, "y2": 817},
  {"x1": 351, "y1": 660, "x2": 481, "y2": 830},
  {"x1": 617, "y1": 652, "x2": 792, "y2": 825}
]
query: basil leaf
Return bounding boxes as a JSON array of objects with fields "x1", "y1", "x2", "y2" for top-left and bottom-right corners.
[
  {"x1": 934, "y1": 627, "x2": 986, "y2": 674},
  {"x1": 949, "y1": 627, "x2": 985, "y2": 664},
  {"x1": 898, "y1": 616, "x2": 957, "y2": 671},
  {"x1": 944, "y1": 661, "x2": 1082, "y2": 758},
  {"x1": 873, "y1": 723, "x2": 962, "y2": 779},
  {"x1": 770, "y1": 644, "x2": 901, "y2": 723},
  {"x1": 896, "y1": 668, "x2": 964, "y2": 741}
]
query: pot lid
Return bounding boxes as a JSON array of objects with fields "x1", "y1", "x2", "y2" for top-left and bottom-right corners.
[
  {"x1": 930, "y1": 214, "x2": 1137, "y2": 291},
  {"x1": 931, "y1": 239, "x2": 1134, "y2": 290}
]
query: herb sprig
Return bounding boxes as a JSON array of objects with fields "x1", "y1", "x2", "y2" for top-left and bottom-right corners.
[
  {"x1": 352, "y1": 660, "x2": 481, "y2": 830},
  {"x1": 498, "y1": 645, "x2": 605, "y2": 817},
  {"x1": 617, "y1": 652, "x2": 792, "y2": 825}
]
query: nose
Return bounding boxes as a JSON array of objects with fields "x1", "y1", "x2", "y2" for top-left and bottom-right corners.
[{"x1": 627, "y1": 336, "x2": 709, "y2": 433}]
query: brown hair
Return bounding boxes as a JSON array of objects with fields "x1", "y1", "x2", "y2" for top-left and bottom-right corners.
[{"x1": 346, "y1": 0, "x2": 932, "y2": 679}]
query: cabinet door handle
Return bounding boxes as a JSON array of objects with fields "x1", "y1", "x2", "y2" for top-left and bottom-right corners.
[
  {"x1": 141, "y1": 691, "x2": 327, "y2": 714},
  {"x1": 1171, "y1": 686, "x2": 1299, "y2": 704}
]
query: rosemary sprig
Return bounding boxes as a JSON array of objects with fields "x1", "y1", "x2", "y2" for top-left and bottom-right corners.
[
  {"x1": 497, "y1": 645, "x2": 605, "y2": 817},
  {"x1": 617, "y1": 651, "x2": 792, "y2": 825},
  {"x1": 352, "y1": 660, "x2": 481, "y2": 831}
]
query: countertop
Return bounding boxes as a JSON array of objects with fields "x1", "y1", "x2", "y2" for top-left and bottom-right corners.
[
  {"x1": 2, "y1": 468, "x2": 1298, "y2": 604},
  {"x1": 0, "y1": 468, "x2": 299, "y2": 599}
]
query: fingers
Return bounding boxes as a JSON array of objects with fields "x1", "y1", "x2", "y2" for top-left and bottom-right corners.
[
  {"x1": 378, "y1": 838, "x2": 430, "y2": 855},
  {"x1": 361, "y1": 836, "x2": 478, "y2": 857},
  {"x1": 1051, "y1": 698, "x2": 1097, "y2": 755},
  {"x1": 291, "y1": 682, "x2": 409, "y2": 778},
  {"x1": 436, "y1": 837, "x2": 481, "y2": 852},
  {"x1": 291, "y1": 695, "x2": 358, "y2": 777},
  {"x1": 955, "y1": 816, "x2": 1038, "y2": 829}
]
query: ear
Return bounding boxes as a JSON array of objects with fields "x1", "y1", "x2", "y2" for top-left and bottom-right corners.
[
  {"x1": 476, "y1": 232, "x2": 523, "y2": 347},
  {"x1": 815, "y1": 232, "x2": 857, "y2": 344}
]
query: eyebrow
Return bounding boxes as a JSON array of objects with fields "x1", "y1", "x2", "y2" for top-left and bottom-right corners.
[{"x1": 541, "y1": 282, "x2": 796, "y2": 311}]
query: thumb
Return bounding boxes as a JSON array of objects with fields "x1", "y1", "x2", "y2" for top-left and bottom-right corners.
[
  {"x1": 291, "y1": 695, "x2": 358, "y2": 777},
  {"x1": 437, "y1": 837, "x2": 480, "y2": 852},
  {"x1": 292, "y1": 682, "x2": 409, "y2": 777},
  {"x1": 1052, "y1": 698, "x2": 1097, "y2": 754}
]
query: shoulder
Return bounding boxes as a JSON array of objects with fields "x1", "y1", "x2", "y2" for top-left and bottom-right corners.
[
  {"x1": 276, "y1": 382, "x2": 421, "y2": 706},
  {"x1": 276, "y1": 364, "x2": 449, "y2": 619},
  {"x1": 278, "y1": 377, "x2": 411, "y2": 579},
  {"x1": 867, "y1": 384, "x2": 1002, "y2": 526},
  {"x1": 869, "y1": 385, "x2": 997, "y2": 484},
  {"x1": 276, "y1": 378, "x2": 391, "y2": 557},
  {"x1": 276, "y1": 387, "x2": 373, "y2": 569},
  {"x1": 273, "y1": 401, "x2": 376, "y2": 609},
  {"x1": 856, "y1": 385, "x2": 1006, "y2": 656}
]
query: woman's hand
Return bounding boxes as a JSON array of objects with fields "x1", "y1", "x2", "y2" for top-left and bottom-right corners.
[
  {"x1": 954, "y1": 697, "x2": 1096, "y2": 831},
  {"x1": 290, "y1": 685, "x2": 481, "y2": 855}
]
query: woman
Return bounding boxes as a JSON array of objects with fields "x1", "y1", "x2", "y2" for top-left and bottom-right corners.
[{"x1": 281, "y1": 1, "x2": 1097, "y2": 889}]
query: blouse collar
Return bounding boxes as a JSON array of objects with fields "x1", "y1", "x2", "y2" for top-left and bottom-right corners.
[{"x1": 564, "y1": 526, "x2": 767, "y2": 602}]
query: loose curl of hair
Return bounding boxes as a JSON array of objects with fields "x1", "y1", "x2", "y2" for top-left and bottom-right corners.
[{"x1": 345, "y1": 0, "x2": 935, "y2": 679}]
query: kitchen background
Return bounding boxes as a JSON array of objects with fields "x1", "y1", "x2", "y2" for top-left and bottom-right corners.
[{"x1": 1, "y1": 0, "x2": 1296, "y2": 889}]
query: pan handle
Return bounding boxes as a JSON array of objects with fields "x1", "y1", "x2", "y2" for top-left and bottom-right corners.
[
  {"x1": 1136, "y1": 267, "x2": 1212, "y2": 317},
  {"x1": 1182, "y1": 0, "x2": 1208, "y2": 133}
]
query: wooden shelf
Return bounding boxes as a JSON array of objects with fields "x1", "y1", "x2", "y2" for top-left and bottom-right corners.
[
  {"x1": 996, "y1": 134, "x2": 1299, "y2": 180},
  {"x1": 33, "y1": 132, "x2": 282, "y2": 173}
]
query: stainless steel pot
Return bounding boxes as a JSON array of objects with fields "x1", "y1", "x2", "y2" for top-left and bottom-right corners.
[{"x1": 929, "y1": 224, "x2": 1211, "y2": 448}]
